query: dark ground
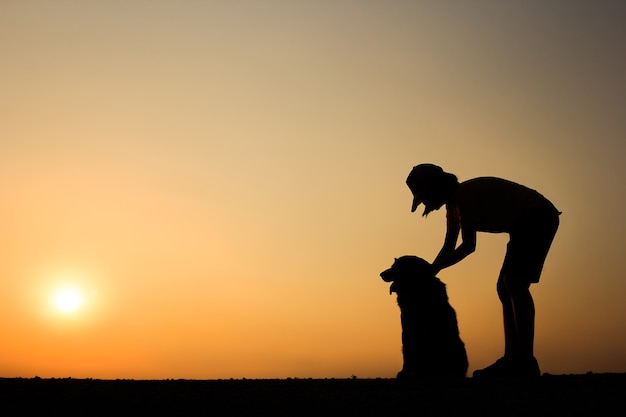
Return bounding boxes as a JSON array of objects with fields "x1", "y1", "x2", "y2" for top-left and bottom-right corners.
[{"x1": 1, "y1": 373, "x2": 625, "y2": 416}]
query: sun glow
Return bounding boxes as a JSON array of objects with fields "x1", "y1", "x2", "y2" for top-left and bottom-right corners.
[{"x1": 52, "y1": 287, "x2": 84, "y2": 313}]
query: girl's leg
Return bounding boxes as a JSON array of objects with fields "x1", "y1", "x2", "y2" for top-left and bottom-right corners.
[
  {"x1": 497, "y1": 272, "x2": 519, "y2": 358},
  {"x1": 507, "y1": 279, "x2": 535, "y2": 359}
]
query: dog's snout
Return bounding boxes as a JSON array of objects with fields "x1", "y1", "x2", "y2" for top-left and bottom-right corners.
[{"x1": 380, "y1": 268, "x2": 394, "y2": 282}]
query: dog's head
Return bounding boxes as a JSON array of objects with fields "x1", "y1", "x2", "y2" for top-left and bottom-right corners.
[{"x1": 380, "y1": 255, "x2": 436, "y2": 295}]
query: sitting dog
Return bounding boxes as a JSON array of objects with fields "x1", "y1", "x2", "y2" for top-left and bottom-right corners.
[{"x1": 381, "y1": 255, "x2": 468, "y2": 379}]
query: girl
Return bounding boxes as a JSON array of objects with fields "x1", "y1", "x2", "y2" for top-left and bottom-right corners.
[{"x1": 407, "y1": 164, "x2": 560, "y2": 378}]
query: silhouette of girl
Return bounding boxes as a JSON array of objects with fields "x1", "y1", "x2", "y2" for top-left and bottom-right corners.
[{"x1": 407, "y1": 163, "x2": 560, "y2": 378}]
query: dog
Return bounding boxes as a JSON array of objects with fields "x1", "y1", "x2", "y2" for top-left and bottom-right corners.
[{"x1": 381, "y1": 255, "x2": 468, "y2": 379}]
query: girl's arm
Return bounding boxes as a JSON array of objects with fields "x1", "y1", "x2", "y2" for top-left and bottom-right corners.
[
  {"x1": 433, "y1": 228, "x2": 476, "y2": 273},
  {"x1": 432, "y1": 205, "x2": 476, "y2": 274}
]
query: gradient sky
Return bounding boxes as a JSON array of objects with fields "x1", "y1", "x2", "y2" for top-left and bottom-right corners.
[{"x1": 1, "y1": 1, "x2": 625, "y2": 379}]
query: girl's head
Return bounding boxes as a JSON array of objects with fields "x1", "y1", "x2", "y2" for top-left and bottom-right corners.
[{"x1": 406, "y1": 164, "x2": 458, "y2": 216}]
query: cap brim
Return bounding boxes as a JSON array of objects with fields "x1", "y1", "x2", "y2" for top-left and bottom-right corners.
[{"x1": 411, "y1": 194, "x2": 422, "y2": 212}]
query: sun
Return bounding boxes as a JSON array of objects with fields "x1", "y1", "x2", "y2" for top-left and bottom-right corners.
[{"x1": 52, "y1": 287, "x2": 84, "y2": 313}]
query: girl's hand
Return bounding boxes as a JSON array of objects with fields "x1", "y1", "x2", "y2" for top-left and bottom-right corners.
[{"x1": 429, "y1": 262, "x2": 442, "y2": 276}]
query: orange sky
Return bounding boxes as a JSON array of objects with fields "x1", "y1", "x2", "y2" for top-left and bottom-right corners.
[{"x1": 1, "y1": 1, "x2": 625, "y2": 379}]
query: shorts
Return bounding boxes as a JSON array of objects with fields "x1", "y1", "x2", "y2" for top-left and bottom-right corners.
[{"x1": 500, "y1": 200, "x2": 560, "y2": 284}]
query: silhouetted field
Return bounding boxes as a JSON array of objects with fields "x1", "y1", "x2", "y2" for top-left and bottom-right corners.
[{"x1": 1, "y1": 373, "x2": 624, "y2": 416}]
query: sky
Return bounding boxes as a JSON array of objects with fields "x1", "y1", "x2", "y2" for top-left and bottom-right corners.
[{"x1": 1, "y1": 0, "x2": 625, "y2": 380}]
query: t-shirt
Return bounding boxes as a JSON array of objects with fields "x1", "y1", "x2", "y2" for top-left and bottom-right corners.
[{"x1": 450, "y1": 177, "x2": 549, "y2": 234}]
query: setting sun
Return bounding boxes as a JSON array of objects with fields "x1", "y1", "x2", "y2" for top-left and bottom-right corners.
[{"x1": 52, "y1": 287, "x2": 84, "y2": 314}]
